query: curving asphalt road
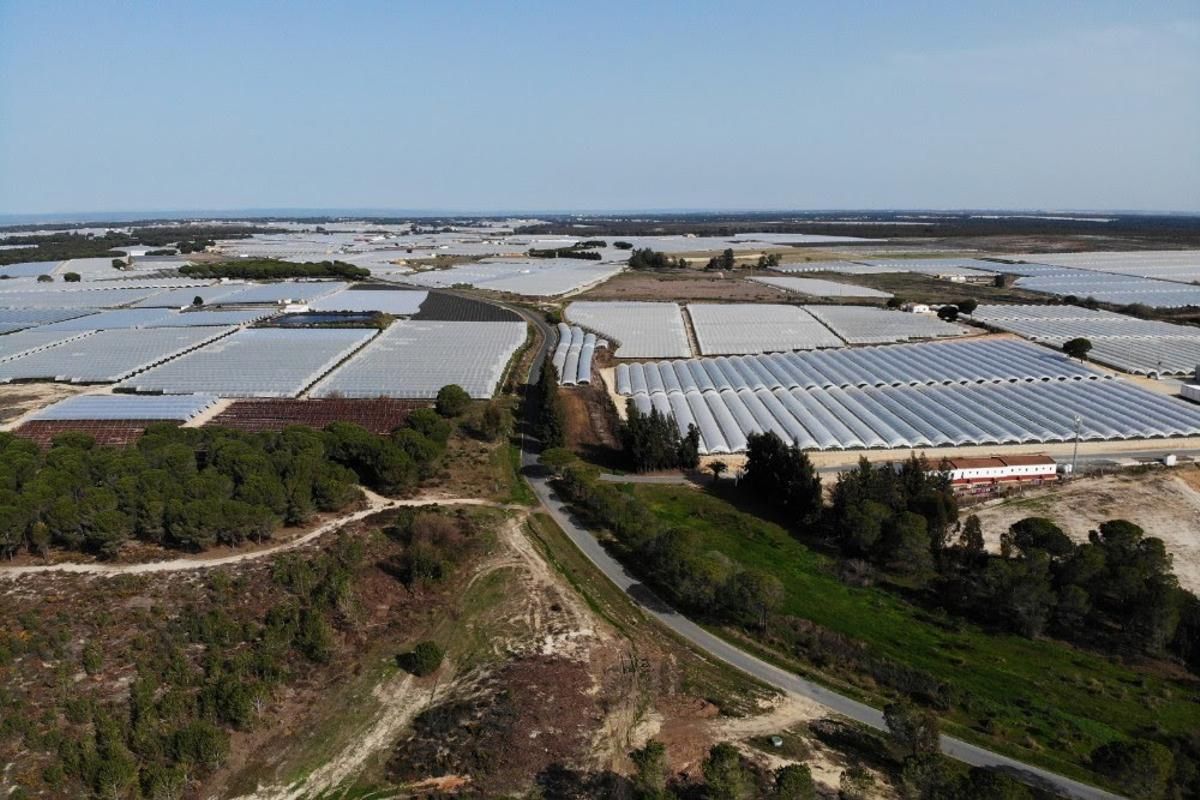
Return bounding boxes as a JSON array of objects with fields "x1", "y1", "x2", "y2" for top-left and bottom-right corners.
[{"x1": 511, "y1": 312, "x2": 1124, "y2": 800}]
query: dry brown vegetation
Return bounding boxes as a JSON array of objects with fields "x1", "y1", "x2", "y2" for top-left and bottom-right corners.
[{"x1": 971, "y1": 467, "x2": 1200, "y2": 593}]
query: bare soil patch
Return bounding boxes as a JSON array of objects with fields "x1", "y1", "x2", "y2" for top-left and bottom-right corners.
[
  {"x1": 0, "y1": 383, "x2": 93, "y2": 426},
  {"x1": 971, "y1": 469, "x2": 1200, "y2": 592},
  {"x1": 562, "y1": 379, "x2": 623, "y2": 468}
]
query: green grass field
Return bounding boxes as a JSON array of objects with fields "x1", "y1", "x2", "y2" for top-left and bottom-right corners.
[{"x1": 633, "y1": 484, "x2": 1200, "y2": 780}]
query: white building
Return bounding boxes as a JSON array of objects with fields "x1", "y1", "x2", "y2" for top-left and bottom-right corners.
[{"x1": 941, "y1": 455, "x2": 1058, "y2": 487}]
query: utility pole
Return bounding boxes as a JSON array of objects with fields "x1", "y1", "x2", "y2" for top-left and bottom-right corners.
[{"x1": 1070, "y1": 414, "x2": 1082, "y2": 478}]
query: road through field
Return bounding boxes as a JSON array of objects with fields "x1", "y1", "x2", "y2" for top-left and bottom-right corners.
[{"x1": 511, "y1": 307, "x2": 1124, "y2": 800}]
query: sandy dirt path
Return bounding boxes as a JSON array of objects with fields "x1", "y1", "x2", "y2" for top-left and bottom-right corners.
[
  {"x1": 0, "y1": 489, "x2": 517, "y2": 579},
  {"x1": 229, "y1": 513, "x2": 609, "y2": 800}
]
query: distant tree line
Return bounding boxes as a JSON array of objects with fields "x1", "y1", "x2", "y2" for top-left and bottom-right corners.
[
  {"x1": 0, "y1": 411, "x2": 452, "y2": 559},
  {"x1": 528, "y1": 247, "x2": 602, "y2": 260},
  {"x1": 0, "y1": 225, "x2": 264, "y2": 267},
  {"x1": 179, "y1": 259, "x2": 370, "y2": 280}
]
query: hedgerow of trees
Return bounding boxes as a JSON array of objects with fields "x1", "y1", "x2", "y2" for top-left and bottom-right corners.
[
  {"x1": 0, "y1": 225, "x2": 262, "y2": 267},
  {"x1": 179, "y1": 259, "x2": 369, "y2": 281},
  {"x1": 532, "y1": 364, "x2": 567, "y2": 448},
  {"x1": 0, "y1": 415, "x2": 451, "y2": 559}
]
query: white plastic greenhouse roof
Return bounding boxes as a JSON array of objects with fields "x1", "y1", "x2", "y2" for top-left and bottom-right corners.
[
  {"x1": 686, "y1": 304, "x2": 843, "y2": 355},
  {"x1": 133, "y1": 285, "x2": 246, "y2": 308},
  {"x1": 404, "y1": 258, "x2": 623, "y2": 297},
  {"x1": 1000, "y1": 251, "x2": 1200, "y2": 284},
  {"x1": 310, "y1": 288, "x2": 429, "y2": 314},
  {"x1": 37, "y1": 308, "x2": 181, "y2": 330},
  {"x1": 0, "y1": 261, "x2": 64, "y2": 278},
  {"x1": 121, "y1": 327, "x2": 374, "y2": 397},
  {"x1": 623, "y1": 379, "x2": 1200, "y2": 454},
  {"x1": 0, "y1": 327, "x2": 236, "y2": 384},
  {"x1": 32, "y1": 393, "x2": 220, "y2": 421},
  {"x1": 310, "y1": 320, "x2": 526, "y2": 399},
  {"x1": 0, "y1": 287, "x2": 164, "y2": 308},
  {"x1": 615, "y1": 339, "x2": 1101, "y2": 396},
  {"x1": 565, "y1": 301, "x2": 691, "y2": 358},
  {"x1": 212, "y1": 281, "x2": 347, "y2": 305},
  {"x1": 803, "y1": 305, "x2": 967, "y2": 344},
  {"x1": 750, "y1": 276, "x2": 893, "y2": 298},
  {"x1": 857, "y1": 258, "x2": 1000, "y2": 277},
  {"x1": 0, "y1": 330, "x2": 91, "y2": 362},
  {"x1": 0, "y1": 308, "x2": 97, "y2": 331},
  {"x1": 969, "y1": 304, "x2": 1200, "y2": 376},
  {"x1": 552, "y1": 324, "x2": 597, "y2": 385}
]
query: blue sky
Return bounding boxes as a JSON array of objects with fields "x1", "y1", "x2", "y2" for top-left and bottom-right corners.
[{"x1": 1, "y1": 1, "x2": 1197, "y2": 215}]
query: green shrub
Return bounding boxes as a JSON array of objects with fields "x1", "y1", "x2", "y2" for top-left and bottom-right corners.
[
  {"x1": 400, "y1": 641, "x2": 443, "y2": 676},
  {"x1": 435, "y1": 384, "x2": 471, "y2": 417}
]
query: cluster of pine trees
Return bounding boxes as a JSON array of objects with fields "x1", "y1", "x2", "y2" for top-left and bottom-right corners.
[
  {"x1": 620, "y1": 403, "x2": 699, "y2": 472},
  {"x1": 0, "y1": 412, "x2": 450, "y2": 559},
  {"x1": 627, "y1": 248, "x2": 688, "y2": 270}
]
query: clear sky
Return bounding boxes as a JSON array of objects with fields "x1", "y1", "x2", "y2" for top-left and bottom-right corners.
[{"x1": 1, "y1": 1, "x2": 1198, "y2": 216}]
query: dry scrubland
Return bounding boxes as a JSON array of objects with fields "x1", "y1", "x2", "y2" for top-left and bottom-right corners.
[
  {"x1": 0, "y1": 500, "x2": 884, "y2": 798},
  {"x1": 972, "y1": 469, "x2": 1200, "y2": 593}
]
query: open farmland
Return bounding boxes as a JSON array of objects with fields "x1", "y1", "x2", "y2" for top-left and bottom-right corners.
[
  {"x1": 208, "y1": 398, "x2": 423, "y2": 434},
  {"x1": 576, "y1": 270, "x2": 785, "y2": 302},
  {"x1": 14, "y1": 419, "x2": 181, "y2": 447}
]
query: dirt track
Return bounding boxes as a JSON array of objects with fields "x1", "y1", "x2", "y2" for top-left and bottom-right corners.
[{"x1": 0, "y1": 489, "x2": 522, "y2": 579}]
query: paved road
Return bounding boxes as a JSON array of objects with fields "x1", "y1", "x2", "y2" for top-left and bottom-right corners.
[{"x1": 506, "y1": 305, "x2": 1124, "y2": 800}]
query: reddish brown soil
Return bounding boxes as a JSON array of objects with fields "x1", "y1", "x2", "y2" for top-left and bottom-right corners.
[{"x1": 208, "y1": 398, "x2": 426, "y2": 434}]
